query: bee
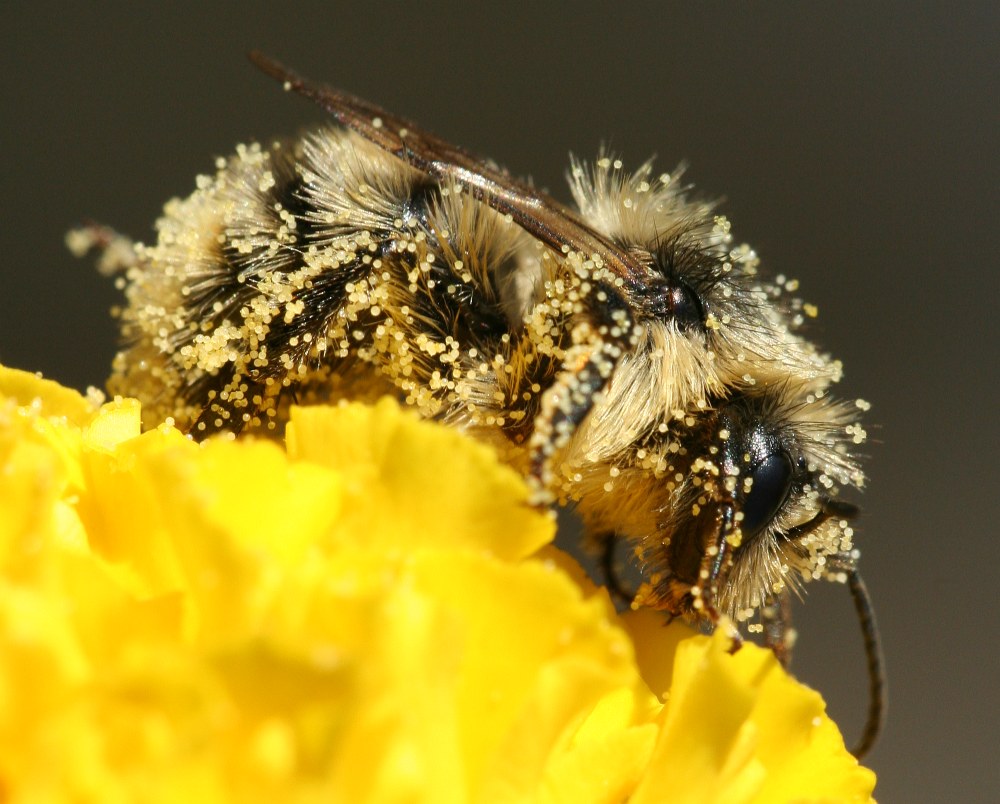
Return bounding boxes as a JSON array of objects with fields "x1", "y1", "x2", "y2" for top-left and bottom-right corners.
[{"x1": 78, "y1": 53, "x2": 884, "y2": 757}]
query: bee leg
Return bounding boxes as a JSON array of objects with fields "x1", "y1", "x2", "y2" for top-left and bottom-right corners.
[
  {"x1": 696, "y1": 502, "x2": 743, "y2": 653},
  {"x1": 598, "y1": 531, "x2": 634, "y2": 605},
  {"x1": 66, "y1": 221, "x2": 137, "y2": 276},
  {"x1": 528, "y1": 350, "x2": 614, "y2": 484},
  {"x1": 696, "y1": 579, "x2": 744, "y2": 655},
  {"x1": 527, "y1": 281, "x2": 635, "y2": 496},
  {"x1": 761, "y1": 591, "x2": 795, "y2": 669}
]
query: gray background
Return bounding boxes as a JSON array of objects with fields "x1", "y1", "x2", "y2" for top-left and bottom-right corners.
[{"x1": 2, "y1": 3, "x2": 996, "y2": 801}]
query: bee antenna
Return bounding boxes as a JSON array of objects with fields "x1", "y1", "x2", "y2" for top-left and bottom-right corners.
[
  {"x1": 710, "y1": 502, "x2": 736, "y2": 585},
  {"x1": 846, "y1": 569, "x2": 886, "y2": 759}
]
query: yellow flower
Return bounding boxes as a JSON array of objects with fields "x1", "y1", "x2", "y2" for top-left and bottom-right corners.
[{"x1": 0, "y1": 366, "x2": 876, "y2": 803}]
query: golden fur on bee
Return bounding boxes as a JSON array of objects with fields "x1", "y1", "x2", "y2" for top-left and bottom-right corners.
[
  {"x1": 80, "y1": 55, "x2": 883, "y2": 757},
  {"x1": 100, "y1": 124, "x2": 863, "y2": 624}
]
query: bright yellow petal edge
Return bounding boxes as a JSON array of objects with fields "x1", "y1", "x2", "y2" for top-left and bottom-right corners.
[{"x1": 0, "y1": 365, "x2": 876, "y2": 803}]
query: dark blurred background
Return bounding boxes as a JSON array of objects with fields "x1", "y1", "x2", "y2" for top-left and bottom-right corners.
[{"x1": 2, "y1": 3, "x2": 996, "y2": 800}]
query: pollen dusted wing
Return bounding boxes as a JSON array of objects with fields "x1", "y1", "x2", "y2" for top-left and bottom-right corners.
[
  {"x1": 249, "y1": 52, "x2": 666, "y2": 480},
  {"x1": 249, "y1": 51, "x2": 648, "y2": 288}
]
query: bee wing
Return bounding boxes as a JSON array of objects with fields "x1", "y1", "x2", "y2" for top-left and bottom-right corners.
[{"x1": 249, "y1": 51, "x2": 642, "y2": 283}]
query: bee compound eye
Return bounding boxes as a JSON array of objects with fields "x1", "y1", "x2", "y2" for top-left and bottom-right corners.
[
  {"x1": 669, "y1": 280, "x2": 705, "y2": 331},
  {"x1": 741, "y1": 451, "x2": 794, "y2": 536}
]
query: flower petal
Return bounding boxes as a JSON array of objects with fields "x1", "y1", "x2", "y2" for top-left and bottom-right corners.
[
  {"x1": 0, "y1": 365, "x2": 97, "y2": 426},
  {"x1": 631, "y1": 629, "x2": 876, "y2": 804},
  {"x1": 287, "y1": 399, "x2": 554, "y2": 560},
  {"x1": 0, "y1": 373, "x2": 876, "y2": 802}
]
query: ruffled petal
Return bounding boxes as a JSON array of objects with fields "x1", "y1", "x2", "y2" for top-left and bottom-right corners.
[{"x1": 0, "y1": 375, "x2": 876, "y2": 803}]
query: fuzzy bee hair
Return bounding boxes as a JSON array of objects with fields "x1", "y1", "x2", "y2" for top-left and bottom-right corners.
[{"x1": 80, "y1": 54, "x2": 883, "y2": 757}]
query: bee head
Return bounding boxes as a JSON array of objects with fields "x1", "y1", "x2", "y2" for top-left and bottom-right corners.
[{"x1": 623, "y1": 387, "x2": 866, "y2": 622}]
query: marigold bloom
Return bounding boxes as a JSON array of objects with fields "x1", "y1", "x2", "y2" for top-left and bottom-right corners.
[{"x1": 0, "y1": 366, "x2": 875, "y2": 802}]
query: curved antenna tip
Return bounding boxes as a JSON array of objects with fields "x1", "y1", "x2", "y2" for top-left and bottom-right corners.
[{"x1": 847, "y1": 569, "x2": 887, "y2": 759}]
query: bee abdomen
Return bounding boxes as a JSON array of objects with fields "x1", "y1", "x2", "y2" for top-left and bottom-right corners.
[{"x1": 111, "y1": 129, "x2": 543, "y2": 436}]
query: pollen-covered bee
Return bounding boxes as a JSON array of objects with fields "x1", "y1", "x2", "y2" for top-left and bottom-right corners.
[{"x1": 76, "y1": 53, "x2": 884, "y2": 757}]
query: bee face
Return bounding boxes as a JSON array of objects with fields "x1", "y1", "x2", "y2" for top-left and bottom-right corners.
[
  {"x1": 82, "y1": 53, "x2": 882, "y2": 756},
  {"x1": 569, "y1": 385, "x2": 864, "y2": 621}
]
